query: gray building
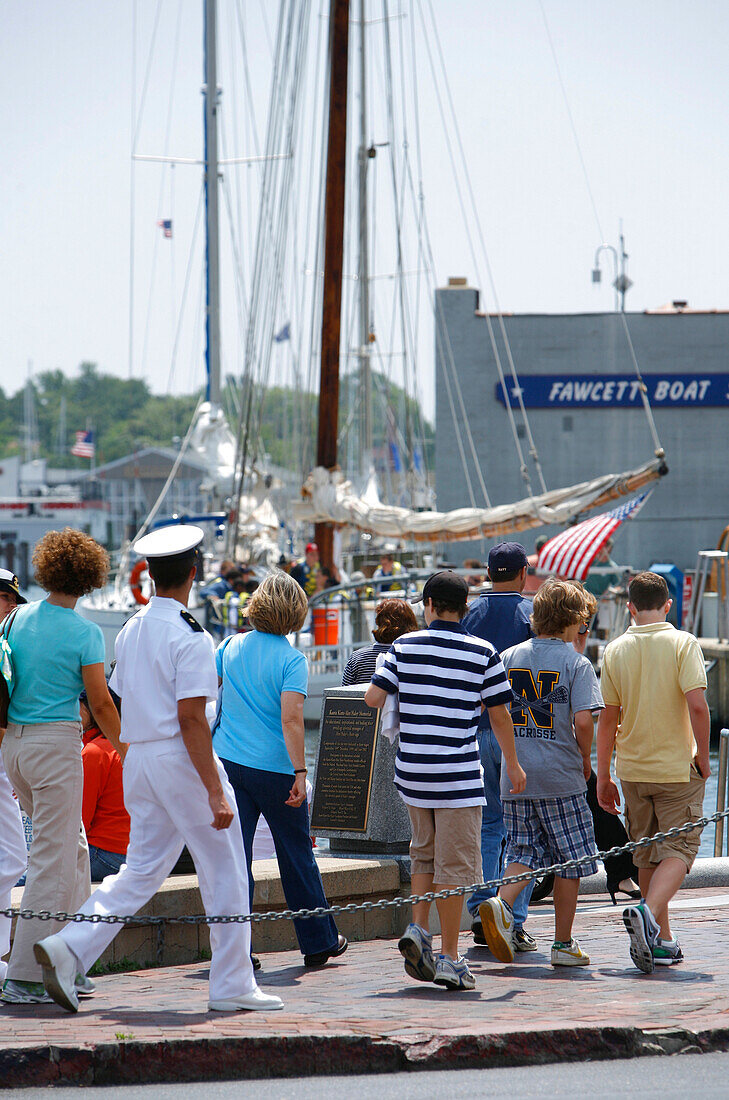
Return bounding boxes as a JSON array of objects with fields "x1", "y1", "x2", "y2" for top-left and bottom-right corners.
[
  {"x1": 81, "y1": 447, "x2": 212, "y2": 546},
  {"x1": 435, "y1": 282, "x2": 729, "y2": 572}
]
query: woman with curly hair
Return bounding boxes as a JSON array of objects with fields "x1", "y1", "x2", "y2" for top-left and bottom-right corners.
[
  {"x1": 214, "y1": 570, "x2": 347, "y2": 969},
  {"x1": 0, "y1": 528, "x2": 122, "y2": 1004},
  {"x1": 341, "y1": 598, "x2": 419, "y2": 686}
]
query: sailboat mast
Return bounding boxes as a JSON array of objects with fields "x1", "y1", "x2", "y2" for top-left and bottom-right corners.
[
  {"x1": 358, "y1": 0, "x2": 372, "y2": 477},
  {"x1": 315, "y1": 0, "x2": 351, "y2": 568},
  {"x1": 203, "y1": 0, "x2": 221, "y2": 406}
]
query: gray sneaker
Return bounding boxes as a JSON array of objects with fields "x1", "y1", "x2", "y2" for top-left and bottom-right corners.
[
  {"x1": 398, "y1": 923, "x2": 436, "y2": 982},
  {"x1": 623, "y1": 902, "x2": 660, "y2": 974},
  {"x1": 75, "y1": 973, "x2": 96, "y2": 996},
  {"x1": 652, "y1": 938, "x2": 684, "y2": 966},
  {"x1": 1, "y1": 979, "x2": 53, "y2": 1004},
  {"x1": 433, "y1": 954, "x2": 476, "y2": 991}
]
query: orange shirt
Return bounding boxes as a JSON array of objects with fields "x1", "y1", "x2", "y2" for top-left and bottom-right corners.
[{"x1": 82, "y1": 728, "x2": 130, "y2": 855}]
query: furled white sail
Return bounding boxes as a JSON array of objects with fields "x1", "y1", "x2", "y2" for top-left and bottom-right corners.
[
  {"x1": 189, "y1": 401, "x2": 237, "y2": 491},
  {"x1": 295, "y1": 458, "x2": 666, "y2": 543}
]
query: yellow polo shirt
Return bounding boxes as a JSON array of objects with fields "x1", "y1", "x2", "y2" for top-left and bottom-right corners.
[{"x1": 600, "y1": 622, "x2": 707, "y2": 782}]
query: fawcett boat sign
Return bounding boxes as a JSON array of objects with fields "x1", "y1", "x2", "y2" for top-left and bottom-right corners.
[{"x1": 496, "y1": 373, "x2": 729, "y2": 408}]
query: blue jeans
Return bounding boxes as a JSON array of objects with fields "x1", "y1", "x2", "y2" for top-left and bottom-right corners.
[
  {"x1": 467, "y1": 729, "x2": 533, "y2": 929},
  {"x1": 220, "y1": 758, "x2": 339, "y2": 957},
  {"x1": 88, "y1": 845, "x2": 126, "y2": 883}
]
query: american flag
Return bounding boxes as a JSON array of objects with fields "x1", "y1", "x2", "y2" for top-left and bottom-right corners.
[
  {"x1": 537, "y1": 491, "x2": 652, "y2": 581},
  {"x1": 71, "y1": 430, "x2": 95, "y2": 459},
  {"x1": 157, "y1": 219, "x2": 173, "y2": 239}
]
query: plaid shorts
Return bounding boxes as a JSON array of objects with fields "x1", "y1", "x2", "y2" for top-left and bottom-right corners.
[{"x1": 503, "y1": 793, "x2": 598, "y2": 879}]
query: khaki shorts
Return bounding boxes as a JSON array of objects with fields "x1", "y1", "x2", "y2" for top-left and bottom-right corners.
[
  {"x1": 407, "y1": 804, "x2": 482, "y2": 886},
  {"x1": 622, "y1": 767, "x2": 706, "y2": 870}
]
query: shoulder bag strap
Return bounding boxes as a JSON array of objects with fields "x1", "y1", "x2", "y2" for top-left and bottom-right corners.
[
  {"x1": 1, "y1": 606, "x2": 19, "y2": 640},
  {"x1": 212, "y1": 633, "x2": 235, "y2": 735}
]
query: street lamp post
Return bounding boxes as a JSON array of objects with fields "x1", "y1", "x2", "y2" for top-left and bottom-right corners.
[{"x1": 592, "y1": 229, "x2": 633, "y2": 311}]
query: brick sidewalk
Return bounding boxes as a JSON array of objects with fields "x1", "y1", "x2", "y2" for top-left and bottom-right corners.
[{"x1": 3, "y1": 888, "x2": 729, "y2": 1086}]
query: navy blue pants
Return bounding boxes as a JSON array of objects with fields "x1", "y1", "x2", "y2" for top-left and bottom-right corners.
[
  {"x1": 88, "y1": 844, "x2": 126, "y2": 883},
  {"x1": 220, "y1": 759, "x2": 339, "y2": 956}
]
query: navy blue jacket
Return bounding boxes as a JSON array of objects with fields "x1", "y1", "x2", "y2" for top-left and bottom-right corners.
[{"x1": 462, "y1": 591, "x2": 533, "y2": 731}]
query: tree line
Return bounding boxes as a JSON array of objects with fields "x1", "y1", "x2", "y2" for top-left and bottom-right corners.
[{"x1": 0, "y1": 363, "x2": 434, "y2": 475}]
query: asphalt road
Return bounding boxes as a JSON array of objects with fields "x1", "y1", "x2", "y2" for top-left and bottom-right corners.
[{"x1": 8, "y1": 1053, "x2": 729, "y2": 1098}]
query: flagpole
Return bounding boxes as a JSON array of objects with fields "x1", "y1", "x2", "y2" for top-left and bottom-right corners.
[{"x1": 88, "y1": 419, "x2": 95, "y2": 478}]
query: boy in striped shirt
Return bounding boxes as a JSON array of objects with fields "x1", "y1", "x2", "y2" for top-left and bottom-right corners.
[{"x1": 365, "y1": 571, "x2": 525, "y2": 991}]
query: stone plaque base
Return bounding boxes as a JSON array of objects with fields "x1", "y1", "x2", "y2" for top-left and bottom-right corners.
[{"x1": 312, "y1": 686, "x2": 411, "y2": 855}]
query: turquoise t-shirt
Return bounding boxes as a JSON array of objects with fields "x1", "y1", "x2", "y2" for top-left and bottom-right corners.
[
  {"x1": 213, "y1": 630, "x2": 308, "y2": 775},
  {"x1": 6, "y1": 599, "x2": 106, "y2": 725}
]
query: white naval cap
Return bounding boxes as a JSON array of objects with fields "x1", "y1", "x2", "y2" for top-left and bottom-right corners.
[
  {"x1": 0, "y1": 568, "x2": 26, "y2": 603},
  {"x1": 133, "y1": 524, "x2": 205, "y2": 559}
]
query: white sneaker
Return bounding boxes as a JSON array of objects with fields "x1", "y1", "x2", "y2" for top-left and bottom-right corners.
[
  {"x1": 33, "y1": 935, "x2": 79, "y2": 1013},
  {"x1": 478, "y1": 897, "x2": 515, "y2": 963},
  {"x1": 208, "y1": 986, "x2": 284, "y2": 1012},
  {"x1": 398, "y1": 923, "x2": 436, "y2": 982},
  {"x1": 433, "y1": 954, "x2": 476, "y2": 991},
  {"x1": 551, "y1": 938, "x2": 590, "y2": 966}
]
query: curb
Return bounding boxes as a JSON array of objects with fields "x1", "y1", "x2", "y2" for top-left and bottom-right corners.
[{"x1": 3, "y1": 1025, "x2": 729, "y2": 1088}]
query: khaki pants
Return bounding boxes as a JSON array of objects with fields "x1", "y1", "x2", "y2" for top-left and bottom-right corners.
[
  {"x1": 1, "y1": 722, "x2": 90, "y2": 982},
  {"x1": 407, "y1": 804, "x2": 482, "y2": 886},
  {"x1": 622, "y1": 768, "x2": 706, "y2": 871}
]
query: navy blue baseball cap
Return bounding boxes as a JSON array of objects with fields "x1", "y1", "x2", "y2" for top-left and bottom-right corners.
[
  {"x1": 488, "y1": 542, "x2": 528, "y2": 576},
  {"x1": 410, "y1": 570, "x2": 468, "y2": 605}
]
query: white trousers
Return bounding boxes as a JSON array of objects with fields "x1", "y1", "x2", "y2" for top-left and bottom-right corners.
[
  {"x1": 59, "y1": 739, "x2": 256, "y2": 1002},
  {"x1": 0, "y1": 754, "x2": 28, "y2": 980}
]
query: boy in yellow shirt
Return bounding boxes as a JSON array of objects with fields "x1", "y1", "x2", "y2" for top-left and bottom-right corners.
[{"x1": 596, "y1": 571, "x2": 710, "y2": 973}]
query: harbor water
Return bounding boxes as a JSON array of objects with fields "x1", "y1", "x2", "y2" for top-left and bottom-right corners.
[{"x1": 306, "y1": 730, "x2": 723, "y2": 860}]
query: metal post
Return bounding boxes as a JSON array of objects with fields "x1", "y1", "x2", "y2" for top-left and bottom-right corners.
[
  {"x1": 719, "y1": 556, "x2": 729, "y2": 643},
  {"x1": 688, "y1": 554, "x2": 710, "y2": 635},
  {"x1": 714, "y1": 728, "x2": 729, "y2": 856},
  {"x1": 203, "y1": 0, "x2": 221, "y2": 406},
  {"x1": 315, "y1": 0, "x2": 351, "y2": 569}
]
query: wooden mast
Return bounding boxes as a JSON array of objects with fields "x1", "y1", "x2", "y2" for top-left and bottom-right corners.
[{"x1": 315, "y1": 0, "x2": 350, "y2": 569}]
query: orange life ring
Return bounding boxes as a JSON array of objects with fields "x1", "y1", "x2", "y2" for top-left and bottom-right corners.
[{"x1": 130, "y1": 559, "x2": 149, "y2": 605}]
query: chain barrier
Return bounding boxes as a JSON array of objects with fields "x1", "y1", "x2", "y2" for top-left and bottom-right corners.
[{"x1": 3, "y1": 807, "x2": 728, "y2": 929}]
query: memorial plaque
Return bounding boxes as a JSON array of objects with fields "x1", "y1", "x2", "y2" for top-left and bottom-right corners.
[{"x1": 310, "y1": 695, "x2": 381, "y2": 832}]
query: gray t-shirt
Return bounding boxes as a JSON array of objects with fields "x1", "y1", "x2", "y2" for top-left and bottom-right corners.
[{"x1": 499, "y1": 637, "x2": 604, "y2": 800}]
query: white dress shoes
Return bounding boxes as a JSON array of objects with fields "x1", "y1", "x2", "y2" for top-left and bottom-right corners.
[
  {"x1": 208, "y1": 986, "x2": 284, "y2": 1012},
  {"x1": 33, "y1": 935, "x2": 80, "y2": 1013}
]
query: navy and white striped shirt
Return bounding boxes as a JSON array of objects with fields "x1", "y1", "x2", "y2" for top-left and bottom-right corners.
[
  {"x1": 341, "y1": 642, "x2": 391, "y2": 686},
  {"x1": 371, "y1": 620, "x2": 512, "y2": 808}
]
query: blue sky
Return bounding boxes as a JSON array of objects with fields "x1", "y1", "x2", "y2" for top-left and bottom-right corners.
[{"x1": 2, "y1": 0, "x2": 728, "y2": 421}]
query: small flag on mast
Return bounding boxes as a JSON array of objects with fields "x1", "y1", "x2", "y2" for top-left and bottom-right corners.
[
  {"x1": 157, "y1": 219, "x2": 173, "y2": 239},
  {"x1": 71, "y1": 430, "x2": 95, "y2": 459},
  {"x1": 537, "y1": 491, "x2": 652, "y2": 581}
]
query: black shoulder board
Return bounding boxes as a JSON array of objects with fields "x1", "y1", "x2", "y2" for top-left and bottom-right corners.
[{"x1": 180, "y1": 610, "x2": 204, "y2": 633}]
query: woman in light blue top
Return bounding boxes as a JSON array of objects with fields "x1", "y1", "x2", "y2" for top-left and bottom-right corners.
[
  {"x1": 216, "y1": 570, "x2": 346, "y2": 968},
  {"x1": 0, "y1": 528, "x2": 123, "y2": 1004}
]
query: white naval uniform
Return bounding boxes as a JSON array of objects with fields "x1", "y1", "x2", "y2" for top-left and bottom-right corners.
[
  {"x1": 56, "y1": 595, "x2": 257, "y2": 1003},
  {"x1": 0, "y1": 755, "x2": 28, "y2": 981}
]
